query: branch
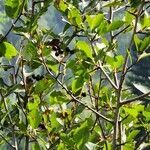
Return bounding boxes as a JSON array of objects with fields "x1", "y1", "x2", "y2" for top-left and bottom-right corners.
[
  {"x1": 0, "y1": 0, "x2": 26, "y2": 43},
  {"x1": 121, "y1": 91, "x2": 150, "y2": 105},
  {"x1": 112, "y1": 25, "x2": 130, "y2": 39},
  {"x1": 0, "y1": 133, "x2": 15, "y2": 149},
  {"x1": 88, "y1": 38, "x2": 118, "y2": 90},
  {"x1": 0, "y1": 93, "x2": 18, "y2": 150},
  {"x1": 40, "y1": 56, "x2": 113, "y2": 124},
  {"x1": 98, "y1": 64, "x2": 118, "y2": 90}
]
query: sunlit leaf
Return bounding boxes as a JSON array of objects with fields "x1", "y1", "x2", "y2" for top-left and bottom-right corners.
[
  {"x1": 86, "y1": 14, "x2": 104, "y2": 31},
  {"x1": 139, "y1": 36, "x2": 150, "y2": 52},
  {"x1": 0, "y1": 42, "x2": 18, "y2": 59},
  {"x1": 106, "y1": 55, "x2": 124, "y2": 69},
  {"x1": 85, "y1": 142, "x2": 97, "y2": 150},
  {"x1": 103, "y1": 1, "x2": 123, "y2": 7},
  {"x1": 50, "y1": 112, "x2": 62, "y2": 129},
  {"x1": 76, "y1": 41, "x2": 93, "y2": 58},
  {"x1": 143, "y1": 111, "x2": 150, "y2": 121},
  {"x1": 107, "y1": 20, "x2": 124, "y2": 32},
  {"x1": 124, "y1": 11, "x2": 135, "y2": 24},
  {"x1": 73, "y1": 119, "x2": 92, "y2": 149},
  {"x1": 4, "y1": 0, "x2": 22, "y2": 18},
  {"x1": 68, "y1": 4, "x2": 83, "y2": 28},
  {"x1": 27, "y1": 95, "x2": 42, "y2": 128},
  {"x1": 28, "y1": 109, "x2": 42, "y2": 128},
  {"x1": 127, "y1": 130, "x2": 140, "y2": 141},
  {"x1": 72, "y1": 76, "x2": 85, "y2": 93}
]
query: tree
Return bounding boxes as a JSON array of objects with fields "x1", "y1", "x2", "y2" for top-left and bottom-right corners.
[{"x1": 0, "y1": 0, "x2": 150, "y2": 149}]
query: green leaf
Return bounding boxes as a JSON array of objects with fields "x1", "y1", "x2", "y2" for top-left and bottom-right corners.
[
  {"x1": 28, "y1": 109, "x2": 42, "y2": 128},
  {"x1": 34, "y1": 78, "x2": 52, "y2": 94},
  {"x1": 139, "y1": 36, "x2": 150, "y2": 52},
  {"x1": 50, "y1": 112, "x2": 62, "y2": 130},
  {"x1": 0, "y1": 42, "x2": 18, "y2": 59},
  {"x1": 134, "y1": 35, "x2": 150, "y2": 52},
  {"x1": 0, "y1": 13, "x2": 8, "y2": 23},
  {"x1": 60, "y1": 133, "x2": 74, "y2": 147},
  {"x1": 123, "y1": 105, "x2": 144, "y2": 118},
  {"x1": 76, "y1": 41, "x2": 93, "y2": 58},
  {"x1": 46, "y1": 60, "x2": 58, "y2": 73},
  {"x1": 27, "y1": 95, "x2": 40, "y2": 110},
  {"x1": 73, "y1": 119, "x2": 91, "y2": 149},
  {"x1": 125, "y1": 11, "x2": 135, "y2": 24},
  {"x1": 141, "y1": 16, "x2": 150, "y2": 28},
  {"x1": 6, "y1": 84, "x2": 23, "y2": 96},
  {"x1": 4, "y1": 0, "x2": 22, "y2": 18},
  {"x1": 134, "y1": 35, "x2": 141, "y2": 51},
  {"x1": 103, "y1": 1, "x2": 123, "y2": 7},
  {"x1": 58, "y1": 0, "x2": 68, "y2": 12},
  {"x1": 85, "y1": 142, "x2": 97, "y2": 150},
  {"x1": 57, "y1": 143, "x2": 66, "y2": 150},
  {"x1": 127, "y1": 130, "x2": 140, "y2": 141},
  {"x1": 68, "y1": 4, "x2": 83, "y2": 28},
  {"x1": 50, "y1": 91, "x2": 68, "y2": 104},
  {"x1": 27, "y1": 95, "x2": 42, "y2": 128},
  {"x1": 72, "y1": 76, "x2": 85, "y2": 93},
  {"x1": 143, "y1": 111, "x2": 150, "y2": 122},
  {"x1": 106, "y1": 55, "x2": 124, "y2": 69},
  {"x1": 107, "y1": 20, "x2": 124, "y2": 32},
  {"x1": 23, "y1": 42, "x2": 38, "y2": 61},
  {"x1": 98, "y1": 20, "x2": 108, "y2": 35},
  {"x1": 123, "y1": 107, "x2": 138, "y2": 118},
  {"x1": 86, "y1": 14, "x2": 104, "y2": 31},
  {"x1": 129, "y1": 0, "x2": 141, "y2": 7}
]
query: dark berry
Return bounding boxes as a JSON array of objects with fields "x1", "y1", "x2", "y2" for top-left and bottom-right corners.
[
  {"x1": 26, "y1": 77, "x2": 33, "y2": 83},
  {"x1": 55, "y1": 51, "x2": 59, "y2": 56},
  {"x1": 35, "y1": 75, "x2": 44, "y2": 81},
  {"x1": 81, "y1": 92, "x2": 86, "y2": 97},
  {"x1": 52, "y1": 46, "x2": 58, "y2": 51},
  {"x1": 50, "y1": 39, "x2": 61, "y2": 47},
  {"x1": 70, "y1": 50, "x2": 75, "y2": 55},
  {"x1": 66, "y1": 47, "x2": 70, "y2": 52},
  {"x1": 32, "y1": 74, "x2": 36, "y2": 79},
  {"x1": 59, "y1": 50, "x2": 63, "y2": 54},
  {"x1": 4, "y1": 68, "x2": 8, "y2": 71},
  {"x1": 38, "y1": 123, "x2": 46, "y2": 130}
]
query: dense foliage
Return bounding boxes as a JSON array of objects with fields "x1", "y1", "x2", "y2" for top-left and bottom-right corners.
[{"x1": 0, "y1": 0, "x2": 150, "y2": 149}]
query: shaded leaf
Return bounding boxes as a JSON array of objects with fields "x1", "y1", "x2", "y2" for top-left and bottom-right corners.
[
  {"x1": 50, "y1": 91, "x2": 68, "y2": 104},
  {"x1": 23, "y1": 42, "x2": 38, "y2": 61}
]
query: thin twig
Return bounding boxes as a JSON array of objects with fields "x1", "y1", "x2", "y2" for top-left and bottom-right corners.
[
  {"x1": 0, "y1": 0, "x2": 26, "y2": 43},
  {"x1": 0, "y1": 133, "x2": 15, "y2": 149},
  {"x1": 40, "y1": 55, "x2": 113, "y2": 124},
  {"x1": 112, "y1": 25, "x2": 130, "y2": 39},
  {"x1": 121, "y1": 91, "x2": 150, "y2": 105},
  {"x1": 0, "y1": 93, "x2": 18, "y2": 150}
]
